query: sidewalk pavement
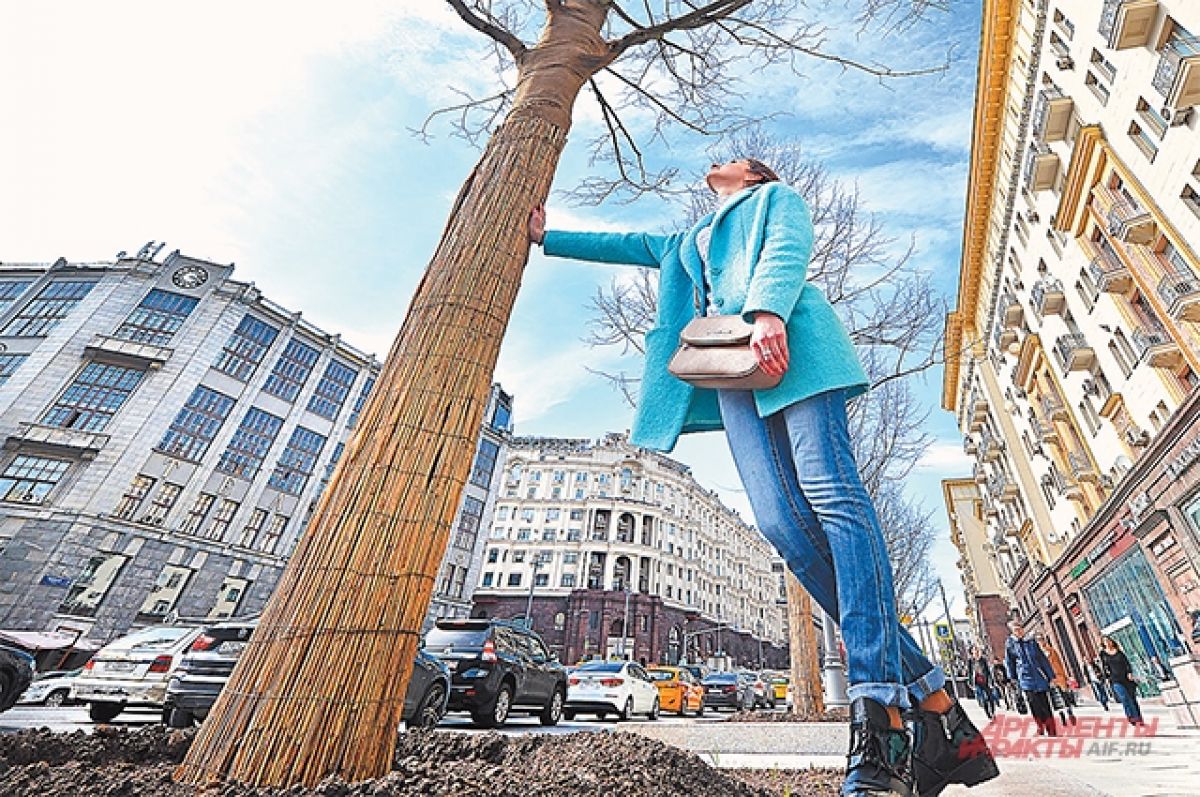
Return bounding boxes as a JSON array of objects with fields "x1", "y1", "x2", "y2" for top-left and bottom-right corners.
[{"x1": 626, "y1": 697, "x2": 1200, "y2": 796}]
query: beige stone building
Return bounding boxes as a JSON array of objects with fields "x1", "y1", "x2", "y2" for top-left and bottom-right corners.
[{"x1": 943, "y1": 0, "x2": 1200, "y2": 724}]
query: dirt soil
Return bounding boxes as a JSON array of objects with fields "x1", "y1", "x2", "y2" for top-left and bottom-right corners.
[
  {"x1": 0, "y1": 725, "x2": 840, "y2": 797},
  {"x1": 724, "y1": 708, "x2": 849, "y2": 723}
]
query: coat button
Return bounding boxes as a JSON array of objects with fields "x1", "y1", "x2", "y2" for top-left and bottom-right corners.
[{"x1": 715, "y1": 299, "x2": 725, "y2": 308}]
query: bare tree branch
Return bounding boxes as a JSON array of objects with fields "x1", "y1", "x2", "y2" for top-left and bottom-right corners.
[
  {"x1": 444, "y1": 0, "x2": 527, "y2": 59},
  {"x1": 608, "y1": 0, "x2": 751, "y2": 58}
]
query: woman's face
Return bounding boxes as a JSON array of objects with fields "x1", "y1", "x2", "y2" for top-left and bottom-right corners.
[{"x1": 705, "y1": 159, "x2": 759, "y2": 193}]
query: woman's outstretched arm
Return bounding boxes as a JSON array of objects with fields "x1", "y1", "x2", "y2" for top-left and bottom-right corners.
[{"x1": 529, "y1": 205, "x2": 677, "y2": 268}]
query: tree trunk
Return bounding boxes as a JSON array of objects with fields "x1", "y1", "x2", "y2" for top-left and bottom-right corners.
[
  {"x1": 173, "y1": 69, "x2": 594, "y2": 792},
  {"x1": 786, "y1": 573, "x2": 825, "y2": 717}
]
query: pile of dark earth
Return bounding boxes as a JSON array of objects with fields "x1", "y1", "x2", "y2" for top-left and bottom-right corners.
[
  {"x1": 0, "y1": 725, "x2": 840, "y2": 796},
  {"x1": 724, "y1": 708, "x2": 849, "y2": 723}
]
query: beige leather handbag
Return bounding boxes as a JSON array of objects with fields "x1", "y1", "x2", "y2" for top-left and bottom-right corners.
[{"x1": 667, "y1": 313, "x2": 783, "y2": 390}]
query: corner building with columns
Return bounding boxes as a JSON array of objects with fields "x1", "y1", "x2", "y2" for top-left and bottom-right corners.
[
  {"x1": 469, "y1": 433, "x2": 788, "y2": 669},
  {"x1": 944, "y1": 0, "x2": 1200, "y2": 726},
  {"x1": 0, "y1": 248, "x2": 509, "y2": 642}
]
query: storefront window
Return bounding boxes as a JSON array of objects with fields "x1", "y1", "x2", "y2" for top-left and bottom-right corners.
[{"x1": 1083, "y1": 546, "x2": 1184, "y2": 696}]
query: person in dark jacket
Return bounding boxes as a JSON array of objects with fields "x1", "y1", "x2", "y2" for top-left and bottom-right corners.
[
  {"x1": 970, "y1": 648, "x2": 995, "y2": 719},
  {"x1": 990, "y1": 657, "x2": 1012, "y2": 710},
  {"x1": 1085, "y1": 660, "x2": 1109, "y2": 711},
  {"x1": 1100, "y1": 636, "x2": 1143, "y2": 725},
  {"x1": 1004, "y1": 620, "x2": 1057, "y2": 736}
]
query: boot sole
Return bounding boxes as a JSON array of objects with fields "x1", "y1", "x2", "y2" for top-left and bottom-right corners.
[{"x1": 917, "y1": 753, "x2": 1000, "y2": 797}]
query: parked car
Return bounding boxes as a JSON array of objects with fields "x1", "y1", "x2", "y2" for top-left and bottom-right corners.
[
  {"x1": 423, "y1": 618, "x2": 567, "y2": 728},
  {"x1": 0, "y1": 643, "x2": 36, "y2": 713},
  {"x1": 162, "y1": 618, "x2": 451, "y2": 729},
  {"x1": 745, "y1": 670, "x2": 776, "y2": 709},
  {"x1": 646, "y1": 665, "x2": 705, "y2": 717},
  {"x1": 768, "y1": 673, "x2": 789, "y2": 704},
  {"x1": 701, "y1": 671, "x2": 755, "y2": 712},
  {"x1": 72, "y1": 625, "x2": 203, "y2": 723},
  {"x1": 18, "y1": 668, "x2": 83, "y2": 706},
  {"x1": 565, "y1": 660, "x2": 660, "y2": 721}
]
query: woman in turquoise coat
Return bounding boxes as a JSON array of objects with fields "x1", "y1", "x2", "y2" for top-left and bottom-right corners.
[{"x1": 529, "y1": 159, "x2": 997, "y2": 797}]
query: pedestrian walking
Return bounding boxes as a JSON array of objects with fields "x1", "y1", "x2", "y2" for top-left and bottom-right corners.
[
  {"x1": 1040, "y1": 637, "x2": 1076, "y2": 726},
  {"x1": 1004, "y1": 619, "x2": 1058, "y2": 737},
  {"x1": 990, "y1": 657, "x2": 1012, "y2": 710},
  {"x1": 1101, "y1": 637, "x2": 1144, "y2": 726},
  {"x1": 970, "y1": 648, "x2": 995, "y2": 719},
  {"x1": 1085, "y1": 661, "x2": 1109, "y2": 710},
  {"x1": 529, "y1": 159, "x2": 999, "y2": 797}
]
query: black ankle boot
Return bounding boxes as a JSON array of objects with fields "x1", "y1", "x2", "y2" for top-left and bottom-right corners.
[
  {"x1": 842, "y1": 697, "x2": 916, "y2": 797},
  {"x1": 912, "y1": 700, "x2": 1000, "y2": 797}
]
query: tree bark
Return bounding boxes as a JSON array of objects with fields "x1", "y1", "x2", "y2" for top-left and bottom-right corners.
[
  {"x1": 173, "y1": 9, "x2": 610, "y2": 782},
  {"x1": 786, "y1": 572, "x2": 824, "y2": 717}
]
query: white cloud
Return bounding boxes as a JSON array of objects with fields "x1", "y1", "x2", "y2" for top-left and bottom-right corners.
[{"x1": 915, "y1": 441, "x2": 973, "y2": 472}]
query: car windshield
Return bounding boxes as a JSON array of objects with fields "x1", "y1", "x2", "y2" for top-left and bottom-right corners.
[
  {"x1": 577, "y1": 662, "x2": 624, "y2": 673},
  {"x1": 646, "y1": 670, "x2": 677, "y2": 682},
  {"x1": 116, "y1": 627, "x2": 193, "y2": 649},
  {"x1": 424, "y1": 628, "x2": 489, "y2": 649},
  {"x1": 703, "y1": 674, "x2": 737, "y2": 684}
]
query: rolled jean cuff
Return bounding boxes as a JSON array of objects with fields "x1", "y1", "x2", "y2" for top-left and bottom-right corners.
[
  {"x1": 847, "y1": 682, "x2": 912, "y2": 710},
  {"x1": 906, "y1": 666, "x2": 946, "y2": 704}
]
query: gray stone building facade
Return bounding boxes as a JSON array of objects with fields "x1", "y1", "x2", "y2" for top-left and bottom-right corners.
[{"x1": 0, "y1": 247, "x2": 509, "y2": 643}]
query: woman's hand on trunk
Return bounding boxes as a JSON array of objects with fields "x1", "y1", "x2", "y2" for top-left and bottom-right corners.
[
  {"x1": 750, "y1": 312, "x2": 788, "y2": 377},
  {"x1": 528, "y1": 205, "x2": 546, "y2": 244}
]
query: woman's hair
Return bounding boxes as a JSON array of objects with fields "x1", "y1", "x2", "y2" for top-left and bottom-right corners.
[
  {"x1": 1102, "y1": 636, "x2": 1119, "y2": 650},
  {"x1": 745, "y1": 158, "x2": 781, "y2": 185}
]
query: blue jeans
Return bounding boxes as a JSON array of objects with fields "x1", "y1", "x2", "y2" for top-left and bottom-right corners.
[
  {"x1": 1111, "y1": 681, "x2": 1142, "y2": 723},
  {"x1": 718, "y1": 388, "x2": 945, "y2": 710}
]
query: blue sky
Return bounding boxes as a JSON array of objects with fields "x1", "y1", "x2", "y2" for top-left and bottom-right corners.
[{"x1": 0, "y1": 1, "x2": 982, "y2": 622}]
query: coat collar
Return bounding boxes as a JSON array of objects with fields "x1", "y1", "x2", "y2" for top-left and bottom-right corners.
[{"x1": 678, "y1": 184, "x2": 768, "y2": 298}]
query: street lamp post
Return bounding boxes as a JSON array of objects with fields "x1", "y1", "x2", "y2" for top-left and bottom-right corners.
[
  {"x1": 820, "y1": 608, "x2": 848, "y2": 707},
  {"x1": 619, "y1": 584, "x2": 632, "y2": 660},
  {"x1": 524, "y1": 558, "x2": 543, "y2": 630}
]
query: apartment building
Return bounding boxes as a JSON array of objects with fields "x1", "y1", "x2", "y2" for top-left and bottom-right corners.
[
  {"x1": 0, "y1": 247, "x2": 509, "y2": 642},
  {"x1": 944, "y1": 0, "x2": 1200, "y2": 725},
  {"x1": 468, "y1": 433, "x2": 788, "y2": 668},
  {"x1": 944, "y1": 478, "x2": 1012, "y2": 660}
]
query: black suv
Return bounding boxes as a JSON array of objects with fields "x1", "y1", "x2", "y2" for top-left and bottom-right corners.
[
  {"x1": 424, "y1": 618, "x2": 567, "y2": 728},
  {"x1": 0, "y1": 643, "x2": 36, "y2": 713},
  {"x1": 163, "y1": 618, "x2": 451, "y2": 729}
]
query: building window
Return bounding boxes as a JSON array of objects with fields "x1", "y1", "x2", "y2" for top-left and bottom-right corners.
[
  {"x1": 136, "y1": 564, "x2": 192, "y2": 620},
  {"x1": 0, "y1": 353, "x2": 28, "y2": 386},
  {"x1": 346, "y1": 376, "x2": 375, "y2": 429},
  {"x1": 41, "y1": 362, "x2": 145, "y2": 432},
  {"x1": 263, "y1": 338, "x2": 320, "y2": 402},
  {"x1": 542, "y1": 528, "x2": 556, "y2": 541},
  {"x1": 561, "y1": 573, "x2": 576, "y2": 588},
  {"x1": 508, "y1": 572, "x2": 522, "y2": 587},
  {"x1": 214, "y1": 314, "x2": 279, "y2": 381},
  {"x1": 113, "y1": 289, "x2": 199, "y2": 346},
  {"x1": 1126, "y1": 121, "x2": 1158, "y2": 162},
  {"x1": 207, "y1": 498, "x2": 239, "y2": 541},
  {"x1": 1, "y1": 280, "x2": 95, "y2": 337},
  {"x1": 452, "y1": 566, "x2": 468, "y2": 599},
  {"x1": 1107, "y1": 341, "x2": 1133, "y2": 379},
  {"x1": 0, "y1": 455, "x2": 70, "y2": 505},
  {"x1": 513, "y1": 550, "x2": 527, "y2": 563},
  {"x1": 217, "y1": 407, "x2": 285, "y2": 480},
  {"x1": 208, "y1": 576, "x2": 249, "y2": 620},
  {"x1": 1182, "y1": 185, "x2": 1200, "y2": 219},
  {"x1": 481, "y1": 571, "x2": 494, "y2": 588},
  {"x1": 158, "y1": 385, "x2": 235, "y2": 462},
  {"x1": 180, "y1": 493, "x2": 216, "y2": 535},
  {"x1": 306, "y1": 359, "x2": 358, "y2": 420},
  {"x1": 454, "y1": 496, "x2": 485, "y2": 551},
  {"x1": 0, "y1": 280, "x2": 33, "y2": 316},
  {"x1": 489, "y1": 396, "x2": 512, "y2": 432},
  {"x1": 238, "y1": 508, "x2": 268, "y2": 548},
  {"x1": 470, "y1": 439, "x2": 500, "y2": 488},
  {"x1": 113, "y1": 474, "x2": 155, "y2": 520},
  {"x1": 1084, "y1": 71, "x2": 1110, "y2": 105},
  {"x1": 534, "y1": 573, "x2": 550, "y2": 587},
  {"x1": 268, "y1": 426, "x2": 326, "y2": 494},
  {"x1": 140, "y1": 482, "x2": 182, "y2": 525},
  {"x1": 1078, "y1": 400, "x2": 1101, "y2": 436},
  {"x1": 57, "y1": 553, "x2": 128, "y2": 617},
  {"x1": 259, "y1": 514, "x2": 289, "y2": 554}
]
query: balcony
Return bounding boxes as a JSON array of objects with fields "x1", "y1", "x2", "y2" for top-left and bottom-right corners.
[
  {"x1": 1032, "y1": 86, "x2": 1075, "y2": 142},
  {"x1": 1132, "y1": 326, "x2": 1184, "y2": 368},
  {"x1": 1023, "y1": 143, "x2": 1061, "y2": 191},
  {"x1": 1032, "y1": 278, "x2": 1066, "y2": 315},
  {"x1": 969, "y1": 393, "x2": 989, "y2": 427},
  {"x1": 1054, "y1": 334, "x2": 1096, "y2": 371},
  {"x1": 1157, "y1": 272, "x2": 1200, "y2": 322},
  {"x1": 4, "y1": 422, "x2": 110, "y2": 460},
  {"x1": 1067, "y1": 450, "x2": 1099, "y2": 483},
  {"x1": 963, "y1": 436, "x2": 979, "y2": 456},
  {"x1": 973, "y1": 464, "x2": 989, "y2": 485},
  {"x1": 1041, "y1": 395, "x2": 1068, "y2": 421},
  {"x1": 980, "y1": 427, "x2": 1004, "y2": 462},
  {"x1": 1085, "y1": 250, "x2": 1133, "y2": 294},
  {"x1": 987, "y1": 473, "x2": 1020, "y2": 503},
  {"x1": 1152, "y1": 30, "x2": 1200, "y2": 109},
  {"x1": 1099, "y1": 0, "x2": 1159, "y2": 50},
  {"x1": 1106, "y1": 198, "x2": 1157, "y2": 245},
  {"x1": 84, "y1": 334, "x2": 173, "y2": 370},
  {"x1": 1033, "y1": 418, "x2": 1060, "y2": 446},
  {"x1": 1001, "y1": 292, "x2": 1024, "y2": 328}
]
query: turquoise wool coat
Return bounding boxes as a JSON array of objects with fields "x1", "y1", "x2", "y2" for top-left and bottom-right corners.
[{"x1": 543, "y1": 182, "x2": 868, "y2": 453}]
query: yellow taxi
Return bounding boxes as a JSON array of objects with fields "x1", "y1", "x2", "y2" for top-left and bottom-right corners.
[
  {"x1": 646, "y1": 666, "x2": 705, "y2": 717},
  {"x1": 769, "y1": 673, "x2": 789, "y2": 703}
]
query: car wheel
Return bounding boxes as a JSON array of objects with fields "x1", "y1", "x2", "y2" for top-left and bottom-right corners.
[
  {"x1": 539, "y1": 688, "x2": 564, "y2": 726},
  {"x1": 472, "y1": 683, "x2": 512, "y2": 729},
  {"x1": 696, "y1": 702, "x2": 705, "y2": 717},
  {"x1": 88, "y1": 701, "x2": 124, "y2": 723},
  {"x1": 43, "y1": 689, "x2": 68, "y2": 707},
  {"x1": 617, "y1": 697, "x2": 634, "y2": 722},
  {"x1": 596, "y1": 711, "x2": 608, "y2": 720},
  {"x1": 413, "y1": 683, "x2": 447, "y2": 729},
  {"x1": 166, "y1": 707, "x2": 195, "y2": 729},
  {"x1": 647, "y1": 697, "x2": 660, "y2": 721}
]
